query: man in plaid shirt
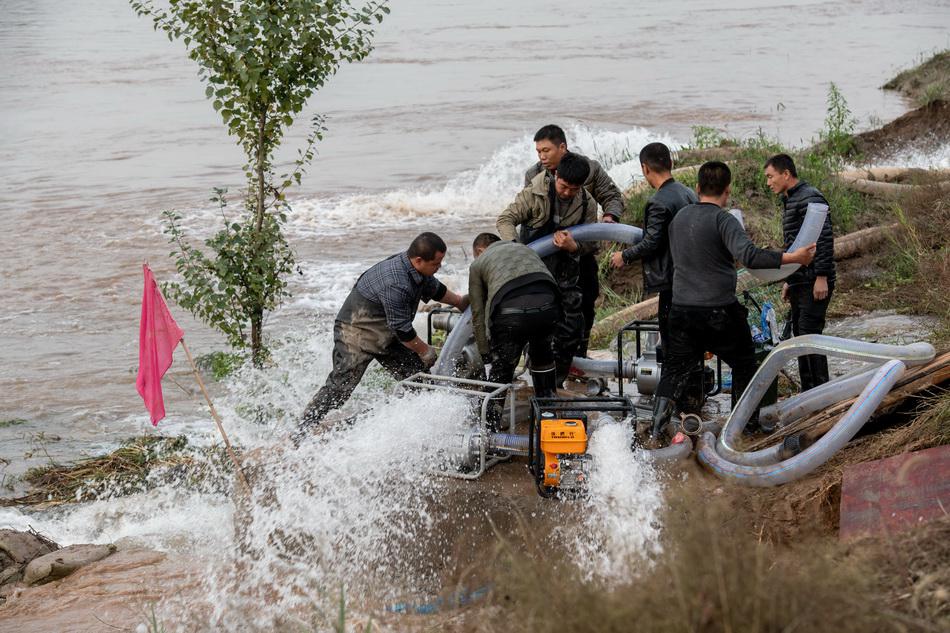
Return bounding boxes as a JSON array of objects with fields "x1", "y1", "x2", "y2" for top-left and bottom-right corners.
[{"x1": 295, "y1": 233, "x2": 468, "y2": 441}]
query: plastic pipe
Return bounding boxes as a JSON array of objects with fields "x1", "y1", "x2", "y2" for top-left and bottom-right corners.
[
  {"x1": 432, "y1": 223, "x2": 644, "y2": 376},
  {"x1": 697, "y1": 360, "x2": 906, "y2": 486},
  {"x1": 758, "y1": 366, "x2": 880, "y2": 428},
  {"x1": 639, "y1": 435, "x2": 693, "y2": 465},
  {"x1": 718, "y1": 336, "x2": 933, "y2": 467},
  {"x1": 747, "y1": 203, "x2": 828, "y2": 282}
]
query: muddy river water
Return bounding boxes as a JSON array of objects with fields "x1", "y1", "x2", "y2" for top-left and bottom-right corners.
[{"x1": 1, "y1": 1, "x2": 949, "y2": 629}]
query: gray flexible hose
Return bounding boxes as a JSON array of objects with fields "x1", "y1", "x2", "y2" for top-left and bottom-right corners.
[
  {"x1": 747, "y1": 203, "x2": 827, "y2": 282},
  {"x1": 758, "y1": 366, "x2": 880, "y2": 428},
  {"x1": 638, "y1": 436, "x2": 693, "y2": 465},
  {"x1": 718, "y1": 336, "x2": 933, "y2": 466},
  {"x1": 697, "y1": 360, "x2": 906, "y2": 486},
  {"x1": 432, "y1": 223, "x2": 644, "y2": 376},
  {"x1": 570, "y1": 357, "x2": 637, "y2": 379}
]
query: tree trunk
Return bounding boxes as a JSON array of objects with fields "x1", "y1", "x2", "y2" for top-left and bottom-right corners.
[
  {"x1": 255, "y1": 111, "x2": 266, "y2": 233},
  {"x1": 250, "y1": 307, "x2": 264, "y2": 367}
]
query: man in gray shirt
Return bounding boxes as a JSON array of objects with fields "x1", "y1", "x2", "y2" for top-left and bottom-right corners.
[{"x1": 649, "y1": 161, "x2": 815, "y2": 440}]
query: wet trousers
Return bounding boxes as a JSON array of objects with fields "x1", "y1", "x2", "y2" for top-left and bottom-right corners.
[
  {"x1": 487, "y1": 306, "x2": 559, "y2": 385},
  {"x1": 577, "y1": 253, "x2": 600, "y2": 357}
]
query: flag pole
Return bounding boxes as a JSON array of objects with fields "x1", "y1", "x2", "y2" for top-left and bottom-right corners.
[{"x1": 179, "y1": 337, "x2": 251, "y2": 493}]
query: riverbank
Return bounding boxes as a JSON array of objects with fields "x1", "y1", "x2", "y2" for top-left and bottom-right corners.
[{"x1": 2, "y1": 50, "x2": 950, "y2": 633}]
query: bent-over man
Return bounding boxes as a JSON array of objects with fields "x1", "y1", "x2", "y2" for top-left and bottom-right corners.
[
  {"x1": 525, "y1": 124, "x2": 625, "y2": 357},
  {"x1": 469, "y1": 233, "x2": 560, "y2": 426},
  {"x1": 498, "y1": 152, "x2": 598, "y2": 386},
  {"x1": 295, "y1": 232, "x2": 467, "y2": 442}
]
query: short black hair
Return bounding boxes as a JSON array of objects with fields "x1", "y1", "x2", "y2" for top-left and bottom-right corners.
[
  {"x1": 555, "y1": 152, "x2": 590, "y2": 186},
  {"x1": 472, "y1": 232, "x2": 501, "y2": 251},
  {"x1": 764, "y1": 153, "x2": 798, "y2": 178},
  {"x1": 408, "y1": 232, "x2": 447, "y2": 261},
  {"x1": 639, "y1": 142, "x2": 673, "y2": 172},
  {"x1": 697, "y1": 161, "x2": 732, "y2": 197},
  {"x1": 533, "y1": 124, "x2": 567, "y2": 146}
]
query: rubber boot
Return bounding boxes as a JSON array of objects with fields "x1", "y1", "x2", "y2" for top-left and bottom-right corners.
[
  {"x1": 650, "y1": 396, "x2": 674, "y2": 442},
  {"x1": 530, "y1": 365, "x2": 558, "y2": 399},
  {"x1": 485, "y1": 396, "x2": 505, "y2": 432}
]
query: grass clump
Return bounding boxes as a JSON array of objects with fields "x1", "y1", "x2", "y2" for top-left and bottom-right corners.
[
  {"x1": 1, "y1": 435, "x2": 234, "y2": 507},
  {"x1": 196, "y1": 350, "x2": 245, "y2": 380},
  {"x1": 884, "y1": 50, "x2": 950, "y2": 105},
  {"x1": 0, "y1": 419, "x2": 27, "y2": 428},
  {"x1": 480, "y1": 491, "x2": 920, "y2": 633}
]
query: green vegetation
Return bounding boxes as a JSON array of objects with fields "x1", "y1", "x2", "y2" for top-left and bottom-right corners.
[
  {"x1": 130, "y1": 0, "x2": 390, "y2": 366},
  {"x1": 195, "y1": 350, "x2": 245, "y2": 380},
  {"x1": 0, "y1": 419, "x2": 27, "y2": 428},
  {"x1": 1, "y1": 436, "x2": 233, "y2": 507},
  {"x1": 884, "y1": 49, "x2": 950, "y2": 106},
  {"x1": 602, "y1": 84, "x2": 876, "y2": 326}
]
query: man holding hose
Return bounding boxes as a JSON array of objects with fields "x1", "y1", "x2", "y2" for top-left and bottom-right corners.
[
  {"x1": 765, "y1": 153, "x2": 836, "y2": 391},
  {"x1": 650, "y1": 162, "x2": 816, "y2": 440}
]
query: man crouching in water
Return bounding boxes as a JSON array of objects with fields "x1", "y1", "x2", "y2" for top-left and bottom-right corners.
[
  {"x1": 294, "y1": 232, "x2": 468, "y2": 444},
  {"x1": 469, "y1": 233, "x2": 560, "y2": 430}
]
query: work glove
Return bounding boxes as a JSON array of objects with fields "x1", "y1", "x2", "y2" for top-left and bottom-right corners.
[{"x1": 420, "y1": 345, "x2": 438, "y2": 369}]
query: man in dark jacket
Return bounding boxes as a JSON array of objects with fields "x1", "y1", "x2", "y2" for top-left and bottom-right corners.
[
  {"x1": 525, "y1": 124, "x2": 625, "y2": 357},
  {"x1": 295, "y1": 232, "x2": 468, "y2": 442},
  {"x1": 610, "y1": 142, "x2": 698, "y2": 350},
  {"x1": 765, "y1": 153, "x2": 836, "y2": 391},
  {"x1": 469, "y1": 233, "x2": 560, "y2": 426},
  {"x1": 499, "y1": 152, "x2": 598, "y2": 385},
  {"x1": 650, "y1": 162, "x2": 816, "y2": 439}
]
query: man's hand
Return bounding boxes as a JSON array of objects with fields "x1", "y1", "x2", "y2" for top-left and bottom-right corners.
[
  {"x1": 783, "y1": 243, "x2": 816, "y2": 266},
  {"x1": 552, "y1": 230, "x2": 578, "y2": 253},
  {"x1": 813, "y1": 276, "x2": 829, "y2": 301},
  {"x1": 602, "y1": 215, "x2": 618, "y2": 224},
  {"x1": 610, "y1": 251, "x2": 625, "y2": 269},
  {"x1": 781, "y1": 282, "x2": 790, "y2": 303},
  {"x1": 420, "y1": 345, "x2": 438, "y2": 369}
]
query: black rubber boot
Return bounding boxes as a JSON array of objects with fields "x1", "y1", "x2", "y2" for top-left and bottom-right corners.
[
  {"x1": 650, "y1": 396, "x2": 674, "y2": 442},
  {"x1": 530, "y1": 365, "x2": 558, "y2": 399}
]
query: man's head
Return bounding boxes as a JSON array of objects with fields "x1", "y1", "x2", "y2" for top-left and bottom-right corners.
[
  {"x1": 408, "y1": 232, "x2": 447, "y2": 276},
  {"x1": 554, "y1": 152, "x2": 590, "y2": 200},
  {"x1": 472, "y1": 232, "x2": 501, "y2": 258},
  {"x1": 697, "y1": 161, "x2": 732, "y2": 205},
  {"x1": 639, "y1": 142, "x2": 673, "y2": 185},
  {"x1": 534, "y1": 124, "x2": 569, "y2": 172},
  {"x1": 763, "y1": 153, "x2": 799, "y2": 194}
]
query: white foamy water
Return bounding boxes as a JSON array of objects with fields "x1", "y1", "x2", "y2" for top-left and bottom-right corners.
[
  {"x1": 566, "y1": 420, "x2": 664, "y2": 584},
  {"x1": 874, "y1": 142, "x2": 950, "y2": 169}
]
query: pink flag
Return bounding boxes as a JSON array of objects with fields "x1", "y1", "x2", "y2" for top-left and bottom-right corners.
[{"x1": 136, "y1": 264, "x2": 184, "y2": 426}]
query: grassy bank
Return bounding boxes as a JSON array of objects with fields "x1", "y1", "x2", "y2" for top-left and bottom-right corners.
[
  {"x1": 597, "y1": 74, "x2": 950, "y2": 345},
  {"x1": 884, "y1": 49, "x2": 950, "y2": 106}
]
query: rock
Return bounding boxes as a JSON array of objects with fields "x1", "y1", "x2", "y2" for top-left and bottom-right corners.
[
  {"x1": 22, "y1": 543, "x2": 116, "y2": 586},
  {"x1": 0, "y1": 529, "x2": 59, "y2": 567}
]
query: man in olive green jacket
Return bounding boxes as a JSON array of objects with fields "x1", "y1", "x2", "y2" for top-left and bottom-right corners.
[
  {"x1": 524, "y1": 124, "x2": 625, "y2": 358},
  {"x1": 496, "y1": 152, "x2": 597, "y2": 385},
  {"x1": 469, "y1": 234, "x2": 560, "y2": 426}
]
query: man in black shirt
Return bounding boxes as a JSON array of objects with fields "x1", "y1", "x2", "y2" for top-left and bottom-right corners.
[
  {"x1": 650, "y1": 162, "x2": 816, "y2": 440},
  {"x1": 610, "y1": 142, "x2": 698, "y2": 351},
  {"x1": 765, "y1": 153, "x2": 836, "y2": 391}
]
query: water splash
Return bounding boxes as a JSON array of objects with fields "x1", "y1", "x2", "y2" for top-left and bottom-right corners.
[{"x1": 566, "y1": 419, "x2": 664, "y2": 584}]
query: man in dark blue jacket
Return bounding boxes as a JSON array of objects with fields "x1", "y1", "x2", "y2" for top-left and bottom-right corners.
[
  {"x1": 610, "y1": 142, "x2": 698, "y2": 350},
  {"x1": 765, "y1": 153, "x2": 836, "y2": 391}
]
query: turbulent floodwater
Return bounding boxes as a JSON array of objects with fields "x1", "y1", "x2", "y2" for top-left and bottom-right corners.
[{"x1": 1, "y1": 0, "x2": 949, "y2": 628}]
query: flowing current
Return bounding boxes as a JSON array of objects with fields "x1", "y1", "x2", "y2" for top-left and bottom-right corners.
[{"x1": 1, "y1": 0, "x2": 949, "y2": 628}]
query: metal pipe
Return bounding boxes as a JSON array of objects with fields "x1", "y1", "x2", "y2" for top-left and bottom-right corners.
[
  {"x1": 432, "y1": 223, "x2": 644, "y2": 377},
  {"x1": 698, "y1": 360, "x2": 906, "y2": 486},
  {"x1": 570, "y1": 357, "x2": 637, "y2": 379}
]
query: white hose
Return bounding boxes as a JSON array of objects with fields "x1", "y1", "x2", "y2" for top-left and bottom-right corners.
[
  {"x1": 697, "y1": 360, "x2": 906, "y2": 486},
  {"x1": 747, "y1": 202, "x2": 828, "y2": 282},
  {"x1": 432, "y1": 223, "x2": 644, "y2": 377},
  {"x1": 758, "y1": 366, "x2": 880, "y2": 428}
]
